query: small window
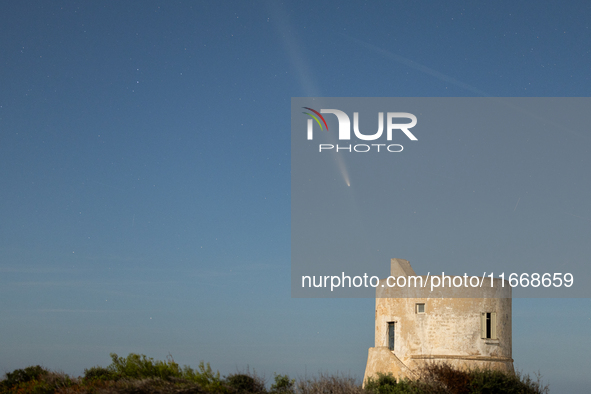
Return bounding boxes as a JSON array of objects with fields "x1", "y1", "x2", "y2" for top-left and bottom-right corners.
[
  {"x1": 481, "y1": 312, "x2": 497, "y2": 339},
  {"x1": 387, "y1": 322, "x2": 395, "y2": 350},
  {"x1": 416, "y1": 303, "x2": 425, "y2": 314}
]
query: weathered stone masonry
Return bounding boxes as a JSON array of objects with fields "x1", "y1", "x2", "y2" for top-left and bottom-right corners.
[{"x1": 364, "y1": 259, "x2": 513, "y2": 383}]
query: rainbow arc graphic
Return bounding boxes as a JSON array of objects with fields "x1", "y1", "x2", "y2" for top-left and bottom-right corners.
[{"x1": 302, "y1": 107, "x2": 328, "y2": 131}]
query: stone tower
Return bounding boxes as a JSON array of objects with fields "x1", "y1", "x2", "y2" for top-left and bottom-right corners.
[{"x1": 363, "y1": 259, "x2": 514, "y2": 382}]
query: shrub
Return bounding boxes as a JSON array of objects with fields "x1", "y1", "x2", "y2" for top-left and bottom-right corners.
[
  {"x1": 107, "y1": 353, "x2": 183, "y2": 380},
  {"x1": 419, "y1": 363, "x2": 471, "y2": 394},
  {"x1": 416, "y1": 363, "x2": 549, "y2": 394},
  {"x1": 364, "y1": 364, "x2": 549, "y2": 394},
  {"x1": 467, "y1": 367, "x2": 549, "y2": 394},
  {"x1": 82, "y1": 354, "x2": 227, "y2": 392},
  {"x1": 183, "y1": 361, "x2": 227, "y2": 393},
  {"x1": 225, "y1": 373, "x2": 266, "y2": 394},
  {"x1": 0, "y1": 365, "x2": 49, "y2": 392},
  {"x1": 0, "y1": 369, "x2": 75, "y2": 394},
  {"x1": 83, "y1": 365, "x2": 120, "y2": 381},
  {"x1": 364, "y1": 372, "x2": 421, "y2": 394},
  {"x1": 270, "y1": 374, "x2": 295, "y2": 394},
  {"x1": 365, "y1": 373, "x2": 398, "y2": 394},
  {"x1": 0, "y1": 355, "x2": 549, "y2": 394}
]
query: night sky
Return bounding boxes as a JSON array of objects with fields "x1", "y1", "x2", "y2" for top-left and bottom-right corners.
[{"x1": 1, "y1": 1, "x2": 590, "y2": 393}]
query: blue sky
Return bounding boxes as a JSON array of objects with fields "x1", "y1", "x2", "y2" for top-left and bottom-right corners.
[{"x1": 0, "y1": 1, "x2": 590, "y2": 392}]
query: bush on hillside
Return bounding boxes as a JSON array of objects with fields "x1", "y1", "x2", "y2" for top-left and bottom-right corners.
[
  {"x1": 1, "y1": 365, "x2": 48, "y2": 388},
  {"x1": 270, "y1": 374, "x2": 295, "y2": 394},
  {"x1": 364, "y1": 372, "x2": 420, "y2": 394},
  {"x1": 365, "y1": 363, "x2": 549, "y2": 394},
  {"x1": 83, "y1": 365, "x2": 120, "y2": 381},
  {"x1": 107, "y1": 352, "x2": 183, "y2": 380},
  {"x1": 0, "y1": 355, "x2": 550, "y2": 394},
  {"x1": 225, "y1": 373, "x2": 266, "y2": 394},
  {"x1": 184, "y1": 361, "x2": 227, "y2": 393}
]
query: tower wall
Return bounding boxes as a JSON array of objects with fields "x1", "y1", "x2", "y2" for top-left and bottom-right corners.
[{"x1": 364, "y1": 259, "x2": 513, "y2": 384}]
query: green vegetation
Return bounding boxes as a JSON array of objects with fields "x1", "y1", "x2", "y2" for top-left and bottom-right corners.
[
  {"x1": 0, "y1": 354, "x2": 548, "y2": 394},
  {"x1": 364, "y1": 372, "x2": 417, "y2": 394},
  {"x1": 270, "y1": 374, "x2": 295, "y2": 394},
  {"x1": 0, "y1": 366, "x2": 73, "y2": 394},
  {"x1": 225, "y1": 373, "x2": 266, "y2": 394},
  {"x1": 363, "y1": 364, "x2": 550, "y2": 394},
  {"x1": 1, "y1": 366, "x2": 48, "y2": 389}
]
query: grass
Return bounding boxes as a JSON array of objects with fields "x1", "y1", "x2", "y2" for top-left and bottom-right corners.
[{"x1": 0, "y1": 354, "x2": 549, "y2": 394}]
